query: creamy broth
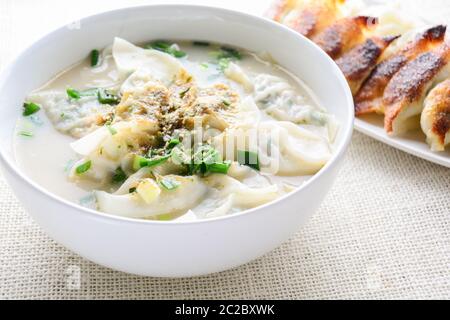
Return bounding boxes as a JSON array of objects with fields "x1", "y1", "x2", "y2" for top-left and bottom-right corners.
[{"x1": 14, "y1": 39, "x2": 337, "y2": 221}]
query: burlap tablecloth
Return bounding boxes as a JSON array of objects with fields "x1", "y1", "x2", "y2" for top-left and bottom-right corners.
[{"x1": 0, "y1": 0, "x2": 449, "y2": 300}]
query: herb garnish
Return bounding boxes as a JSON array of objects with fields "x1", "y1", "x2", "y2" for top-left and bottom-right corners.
[
  {"x1": 75, "y1": 160, "x2": 92, "y2": 174},
  {"x1": 22, "y1": 102, "x2": 40, "y2": 116},
  {"x1": 132, "y1": 154, "x2": 170, "y2": 171},
  {"x1": 90, "y1": 49, "x2": 100, "y2": 67},
  {"x1": 170, "y1": 144, "x2": 231, "y2": 176},
  {"x1": 112, "y1": 167, "x2": 127, "y2": 183},
  {"x1": 18, "y1": 130, "x2": 33, "y2": 137},
  {"x1": 193, "y1": 41, "x2": 210, "y2": 46},
  {"x1": 129, "y1": 187, "x2": 137, "y2": 193},
  {"x1": 209, "y1": 46, "x2": 242, "y2": 72},
  {"x1": 145, "y1": 40, "x2": 187, "y2": 58},
  {"x1": 66, "y1": 88, "x2": 98, "y2": 100},
  {"x1": 97, "y1": 88, "x2": 120, "y2": 105},
  {"x1": 237, "y1": 150, "x2": 260, "y2": 171}
]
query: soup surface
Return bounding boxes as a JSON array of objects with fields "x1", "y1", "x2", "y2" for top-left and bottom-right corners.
[{"x1": 14, "y1": 38, "x2": 338, "y2": 221}]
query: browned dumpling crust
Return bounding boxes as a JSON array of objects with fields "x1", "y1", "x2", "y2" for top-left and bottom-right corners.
[
  {"x1": 272, "y1": 0, "x2": 345, "y2": 38},
  {"x1": 383, "y1": 44, "x2": 450, "y2": 134},
  {"x1": 355, "y1": 25, "x2": 447, "y2": 116},
  {"x1": 336, "y1": 35, "x2": 399, "y2": 95},
  {"x1": 421, "y1": 79, "x2": 450, "y2": 151},
  {"x1": 313, "y1": 16, "x2": 377, "y2": 59}
]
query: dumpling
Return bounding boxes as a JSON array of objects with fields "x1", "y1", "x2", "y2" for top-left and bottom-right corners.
[
  {"x1": 421, "y1": 79, "x2": 450, "y2": 151},
  {"x1": 335, "y1": 35, "x2": 399, "y2": 94},
  {"x1": 265, "y1": 0, "x2": 299, "y2": 22},
  {"x1": 313, "y1": 16, "x2": 377, "y2": 59},
  {"x1": 342, "y1": 0, "x2": 421, "y2": 37},
  {"x1": 199, "y1": 174, "x2": 280, "y2": 218},
  {"x1": 69, "y1": 119, "x2": 159, "y2": 184},
  {"x1": 278, "y1": 0, "x2": 345, "y2": 38},
  {"x1": 384, "y1": 44, "x2": 450, "y2": 135},
  {"x1": 252, "y1": 74, "x2": 338, "y2": 140},
  {"x1": 355, "y1": 25, "x2": 447, "y2": 115},
  {"x1": 224, "y1": 62, "x2": 254, "y2": 92},
  {"x1": 112, "y1": 37, "x2": 185, "y2": 90},
  {"x1": 214, "y1": 121, "x2": 332, "y2": 176},
  {"x1": 27, "y1": 90, "x2": 114, "y2": 138},
  {"x1": 95, "y1": 170, "x2": 207, "y2": 219}
]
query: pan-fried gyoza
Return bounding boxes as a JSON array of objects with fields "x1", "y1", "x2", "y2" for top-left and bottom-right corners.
[
  {"x1": 355, "y1": 25, "x2": 447, "y2": 115},
  {"x1": 313, "y1": 16, "x2": 377, "y2": 59},
  {"x1": 336, "y1": 35, "x2": 399, "y2": 94},
  {"x1": 421, "y1": 79, "x2": 450, "y2": 151},
  {"x1": 268, "y1": 0, "x2": 450, "y2": 152},
  {"x1": 266, "y1": 0, "x2": 345, "y2": 38},
  {"x1": 383, "y1": 45, "x2": 450, "y2": 135}
]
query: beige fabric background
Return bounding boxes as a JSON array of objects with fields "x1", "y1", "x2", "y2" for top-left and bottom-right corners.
[{"x1": 0, "y1": 0, "x2": 449, "y2": 300}]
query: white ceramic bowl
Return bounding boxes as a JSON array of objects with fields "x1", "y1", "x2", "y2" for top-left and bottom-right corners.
[{"x1": 0, "y1": 5, "x2": 353, "y2": 277}]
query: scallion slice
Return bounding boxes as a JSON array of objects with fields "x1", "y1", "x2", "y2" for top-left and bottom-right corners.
[
  {"x1": 129, "y1": 187, "x2": 137, "y2": 193},
  {"x1": 18, "y1": 130, "x2": 33, "y2": 137},
  {"x1": 207, "y1": 161, "x2": 231, "y2": 174},
  {"x1": 146, "y1": 40, "x2": 187, "y2": 58},
  {"x1": 22, "y1": 102, "x2": 40, "y2": 116},
  {"x1": 132, "y1": 154, "x2": 169, "y2": 171},
  {"x1": 90, "y1": 49, "x2": 100, "y2": 67},
  {"x1": 167, "y1": 138, "x2": 181, "y2": 149},
  {"x1": 237, "y1": 150, "x2": 260, "y2": 171},
  {"x1": 193, "y1": 41, "x2": 210, "y2": 46},
  {"x1": 97, "y1": 89, "x2": 120, "y2": 105},
  {"x1": 66, "y1": 88, "x2": 81, "y2": 99},
  {"x1": 112, "y1": 167, "x2": 127, "y2": 183},
  {"x1": 75, "y1": 160, "x2": 92, "y2": 174}
]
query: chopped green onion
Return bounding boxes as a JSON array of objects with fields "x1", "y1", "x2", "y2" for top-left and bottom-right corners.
[
  {"x1": 67, "y1": 87, "x2": 98, "y2": 100},
  {"x1": 222, "y1": 100, "x2": 231, "y2": 106},
  {"x1": 147, "y1": 40, "x2": 171, "y2": 50},
  {"x1": 106, "y1": 124, "x2": 117, "y2": 135},
  {"x1": 18, "y1": 130, "x2": 33, "y2": 137},
  {"x1": 167, "y1": 138, "x2": 181, "y2": 149},
  {"x1": 237, "y1": 150, "x2": 260, "y2": 171},
  {"x1": 132, "y1": 154, "x2": 169, "y2": 171},
  {"x1": 22, "y1": 102, "x2": 40, "y2": 116},
  {"x1": 159, "y1": 177, "x2": 180, "y2": 191},
  {"x1": 217, "y1": 58, "x2": 231, "y2": 72},
  {"x1": 146, "y1": 40, "x2": 187, "y2": 58},
  {"x1": 75, "y1": 160, "x2": 92, "y2": 174},
  {"x1": 129, "y1": 187, "x2": 137, "y2": 193},
  {"x1": 90, "y1": 49, "x2": 100, "y2": 67},
  {"x1": 67, "y1": 88, "x2": 81, "y2": 99},
  {"x1": 171, "y1": 50, "x2": 187, "y2": 58},
  {"x1": 220, "y1": 46, "x2": 242, "y2": 60},
  {"x1": 97, "y1": 89, "x2": 120, "y2": 105},
  {"x1": 210, "y1": 47, "x2": 242, "y2": 61},
  {"x1": 199, "y1": 62, "x2": 209, "y2": 70},
  {"x1": 112, "y1": 167, "x2": 127, "y2": 183},
  {"x1": 193, "y1": 41, "x2": 210, "y2": 46},
  {"x1": 207, "y1": 161, "x2": 231, "y2": 174}
]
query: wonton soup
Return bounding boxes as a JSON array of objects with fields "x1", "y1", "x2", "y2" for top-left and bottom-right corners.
[{"x1": 14, "y1": 38, "x2": 338, "y2": 221}]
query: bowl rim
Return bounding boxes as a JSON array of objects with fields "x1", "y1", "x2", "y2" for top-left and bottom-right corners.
[{"x1": 0, "y1": 4, "x2": 354, "y2": 226}]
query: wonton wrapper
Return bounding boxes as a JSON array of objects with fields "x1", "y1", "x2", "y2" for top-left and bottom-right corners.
[{"x1": 112, "y1": 37, "x2": 185, "y2": 91}]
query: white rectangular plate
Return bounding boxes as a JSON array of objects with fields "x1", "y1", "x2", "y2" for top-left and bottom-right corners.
[{"x1": 355, "y1": 116, "x2": 450, "y2": 168}]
